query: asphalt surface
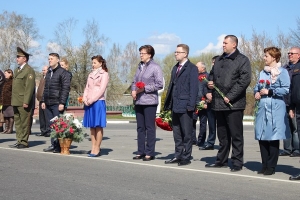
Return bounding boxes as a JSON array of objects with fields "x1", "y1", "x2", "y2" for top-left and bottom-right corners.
[{"x1": 0, "y1": 123, "x2": 300, "y2": 200}]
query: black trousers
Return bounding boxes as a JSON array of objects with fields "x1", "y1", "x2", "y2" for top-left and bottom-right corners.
[
  {"x1": 215, "y1": 110, "x2": 244, "y2": 168},
  {"x1": 45, "y1": 104, "x2": 64, "y2": 148},
  {"x1": 192, "y1": 109, "x2": 207, "y2": 146},
  {"x1": 258, "y1": 140, "x2": 279, "y2": 169},
  {"x1": 39, "y1": 102, "x2": 49, "y2": 134},
  {"x1": 135, "y1": 105, "x2": 157, "y2": 156},
  {"x1": 172, "y1": 111, "x2": 193, "y2": 161},
  {"x1": 295, "y1": 105, "x2": 300, "y2": 147}
]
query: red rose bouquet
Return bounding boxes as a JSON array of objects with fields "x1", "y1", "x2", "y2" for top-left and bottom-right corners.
[
  {"x1": 50, "y1": 114, "x2": 85, "y2": 143},
  {"x1": 136, "y1": 81, "x2": 145, "y2": 89},
  {"x1": 156, "y1": 110, "x2": 172, "y2": 131}
]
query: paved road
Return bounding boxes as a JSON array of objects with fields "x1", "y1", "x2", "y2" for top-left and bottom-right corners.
[{"x1": 0, "y1": 123, "x2": 300, "y2": 200}]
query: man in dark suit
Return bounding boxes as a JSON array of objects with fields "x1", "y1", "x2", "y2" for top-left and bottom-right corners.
[
  {"x1": 9, "y1": 47, "x2": 36, "y2": 148},
  {"x1": 36, "y1": 66, "x2": 49, "y2": 136},
  {"x1": 164, "y1": 44, "x2": 198, "y2": 166}
]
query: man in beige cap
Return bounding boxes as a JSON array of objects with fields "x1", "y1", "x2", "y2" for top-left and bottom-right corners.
[{"x1": 9, "y1": 47, "x2": 36, "y2": 148}]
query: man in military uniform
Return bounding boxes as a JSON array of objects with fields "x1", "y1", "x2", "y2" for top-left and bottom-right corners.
[{"x1": 9, "y1": 47, "x2": 36, "y2": 148}]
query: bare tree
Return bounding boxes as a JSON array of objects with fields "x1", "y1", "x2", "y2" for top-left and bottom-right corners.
[
  {"x1": 161, "y1": 53, "x2": 176, "y2": 90},
  {"x1": 239, "y1": 30, "x2": 291, "y2": 115},
  {"x1": 52, "y1": 18, "x2": 108, "y2": 95},
  {"x1": 121, "y1": 41, "x2": 140, "y2": 85},
  {"x1": 106, "y1": 43, "x2": 126, "y2": 106},
  {"x1": 190, "y1": 52, "x2": 218, "y2": 72},
  {"x1": 0, "y1": 11, "x2": 41, "y2": 70},
  {"x1": 291, "y1": 17, "x2": 300, "y2": 46}
]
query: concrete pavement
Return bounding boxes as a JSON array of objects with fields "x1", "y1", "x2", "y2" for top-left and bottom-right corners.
[{"x1": 0, "y1": 123, "x2": 299, "y2": 199}]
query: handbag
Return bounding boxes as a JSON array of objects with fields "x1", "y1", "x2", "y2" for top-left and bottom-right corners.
[{"x1": 0, "y1": 110, "x2": 4, "y2": 123}]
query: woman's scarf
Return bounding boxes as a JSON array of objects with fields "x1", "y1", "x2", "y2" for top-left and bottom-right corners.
[{"x1": 263, "y1": 62, "x2": 281, "y2": 83}]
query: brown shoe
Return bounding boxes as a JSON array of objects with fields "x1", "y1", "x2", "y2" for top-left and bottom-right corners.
[
  {"x1": 5, "y1": 117, "x2": 14, "y2": 134},
  {"x1": 3, "y1": 118, "x2": 9, "y2": 133}
]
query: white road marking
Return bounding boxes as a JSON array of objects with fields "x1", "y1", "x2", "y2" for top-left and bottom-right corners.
[{"x1": 1, "y1": 147, "x2": 299, "y2": 184}]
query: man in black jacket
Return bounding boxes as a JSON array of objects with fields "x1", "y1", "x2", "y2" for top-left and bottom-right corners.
[
  {"x1": 205, "y1": 35, "x2": 251, "y2": 172},
  {"x1": 41, "y1": 53, "x2": 71, "y2": 153},
  {"x1": 288, "y1": 47, "x2": 300, "y2": 180},
  {"x1": 279, "y1": 47, "x2": 300, "y2": 157}
]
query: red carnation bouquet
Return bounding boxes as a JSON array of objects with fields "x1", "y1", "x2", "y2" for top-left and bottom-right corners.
[
  {"x1": 136, "y1": 81, "x2": 145, "y2": 89},
  {"x1": 156, "y1": 110, "x2": 172, "y2": 131},
  {"x1": 199, "y1": 74, "x2": 233, "y2": 107}
]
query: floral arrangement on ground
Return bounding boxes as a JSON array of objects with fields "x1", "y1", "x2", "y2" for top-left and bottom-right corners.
[
  {"x1": 156, "y1": 110, "x2": 172, "y2": 131},
  {"x1": 50, "y1": 113, "x2": 86, "y2": 143}
]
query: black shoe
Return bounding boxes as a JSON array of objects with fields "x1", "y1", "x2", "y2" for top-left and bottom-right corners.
[
  {"x1": 197, "y1": 143, "x2": 205, "y2": 147},
  {"x1": 279, "y1": 151, "x2": 291, "y2": 156},
  {"x1": 88, "y1": 153, "x2": 101, "y2": 157},
  {"x1": 53, "y1": 148, "x2": 61, "y2": 153},
  {"x1": 192, "y1": 141, "x2": 197, "y2": 145},
  {"x1": 289, "y1": 173, "x2": 300, "y2": 180},
  {"x1": 17, "y1": 144, "x2": 29, "y2": 149},
  {"x1": 36, "y1": 132, "x2": 46, "y2": 136},
  {"x1": 230, "y1": 167, "x2": 242, "y2": 172},
  {"x1": 257, "y1": 167, "x2": 267, "y2": 174},
  {"x1": 290, "y1": 152, "x2": 300, "y2": 157},
  {"x1": 143, "y1": 156, "x2": 155, "y2": 161},
  {"x1": 178, "y1": 160, "x2": 191, "y2": 166},
  {"x1": 43, "y1": 146, "x2": 55, "y2": 152},
  {"x1": 199, "y1": 145, "x2": 214, "y2": 150},
  {"x1": 133, "y1": 154, "x2": 145, "y2": 160},
  {"x1": 165, "y1": 158, "x2": 181, "y2": 164},
  {"x1": 205, "y1": 163, "x2": 228, "y2": 168},
  {"x1": 44, "y1": 133, "x2": 51, "y2": 137},
  {"x1": 9, "y1": 143, "x2": 19, "y2": 148},
  {"x1": 263, "y1": 168, "x2": 275, "y2": 175}
]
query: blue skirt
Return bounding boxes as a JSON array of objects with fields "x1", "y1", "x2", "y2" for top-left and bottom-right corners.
[{"x1": 83, "y1": 100, "x2": 106, "y2": 128}]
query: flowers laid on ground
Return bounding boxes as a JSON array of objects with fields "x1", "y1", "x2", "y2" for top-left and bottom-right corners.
[
  {"x1": 195, "y1": 97, "x2": 207, "y2": 114},
  {"x1": 199, "y1": 74, "x2": 233, "y2": 107},
  {"x1": 50, "y1": 113, "x2": 85, "y2": 143},
  {"x1": 254, "y1": 79, "x2": 271, "y2": 121},
  {"x1": 77, "y1": 96, "x2": 83, "y2": 104},
  {"x1": 136, "y1": 81, "x2": 145, "y2": 89},
  {"x1": 156, "y1": 110, "x2": 172, "y2": 131}
]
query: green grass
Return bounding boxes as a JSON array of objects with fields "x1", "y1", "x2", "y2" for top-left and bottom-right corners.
[{"x1": 107, "y1": 114, "x2": 136, "y2": 120}]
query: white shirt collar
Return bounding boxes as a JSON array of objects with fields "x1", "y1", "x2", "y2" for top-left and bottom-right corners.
[{"x1": 19, "y1": 63, "x2": 26, "y2": 70}]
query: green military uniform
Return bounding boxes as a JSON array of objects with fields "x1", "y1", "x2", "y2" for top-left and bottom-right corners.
[{"x1": 11, "y1": 47, "x2": 36, "y2": 147}]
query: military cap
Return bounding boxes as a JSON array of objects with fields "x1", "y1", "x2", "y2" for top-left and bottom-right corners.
[{"x1": 17, "y1": 47, "x2": 32, "y2": 58}]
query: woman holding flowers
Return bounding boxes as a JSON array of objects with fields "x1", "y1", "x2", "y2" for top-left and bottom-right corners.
[
  {"x1": 83, "y1": 55, "x2": 109, "y2": 157},
  {"x1": 254, "y1": 47, "x2": 291, "y2": 175},
  {"x1": 131, "y1": 45, "x2": 163, "y2": 161}
]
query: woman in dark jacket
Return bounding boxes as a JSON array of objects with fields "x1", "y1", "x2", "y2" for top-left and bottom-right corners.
[{"x1": 0, "y1": 69, "x2": 14, "y2": 134}]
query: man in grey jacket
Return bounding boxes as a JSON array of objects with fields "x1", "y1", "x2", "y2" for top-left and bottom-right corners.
[{"x1": 205, "y1": 35, "x2": 251, "y2": 172}]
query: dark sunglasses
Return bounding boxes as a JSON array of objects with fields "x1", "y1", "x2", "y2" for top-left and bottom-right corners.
[{"x1": 288, "y1": 52, "x2": 299, "y2": 55}]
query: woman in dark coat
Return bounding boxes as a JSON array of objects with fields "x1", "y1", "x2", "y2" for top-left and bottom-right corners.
[{"x1": 0, "y1": 69, "x2": 14, "y2": 134}]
